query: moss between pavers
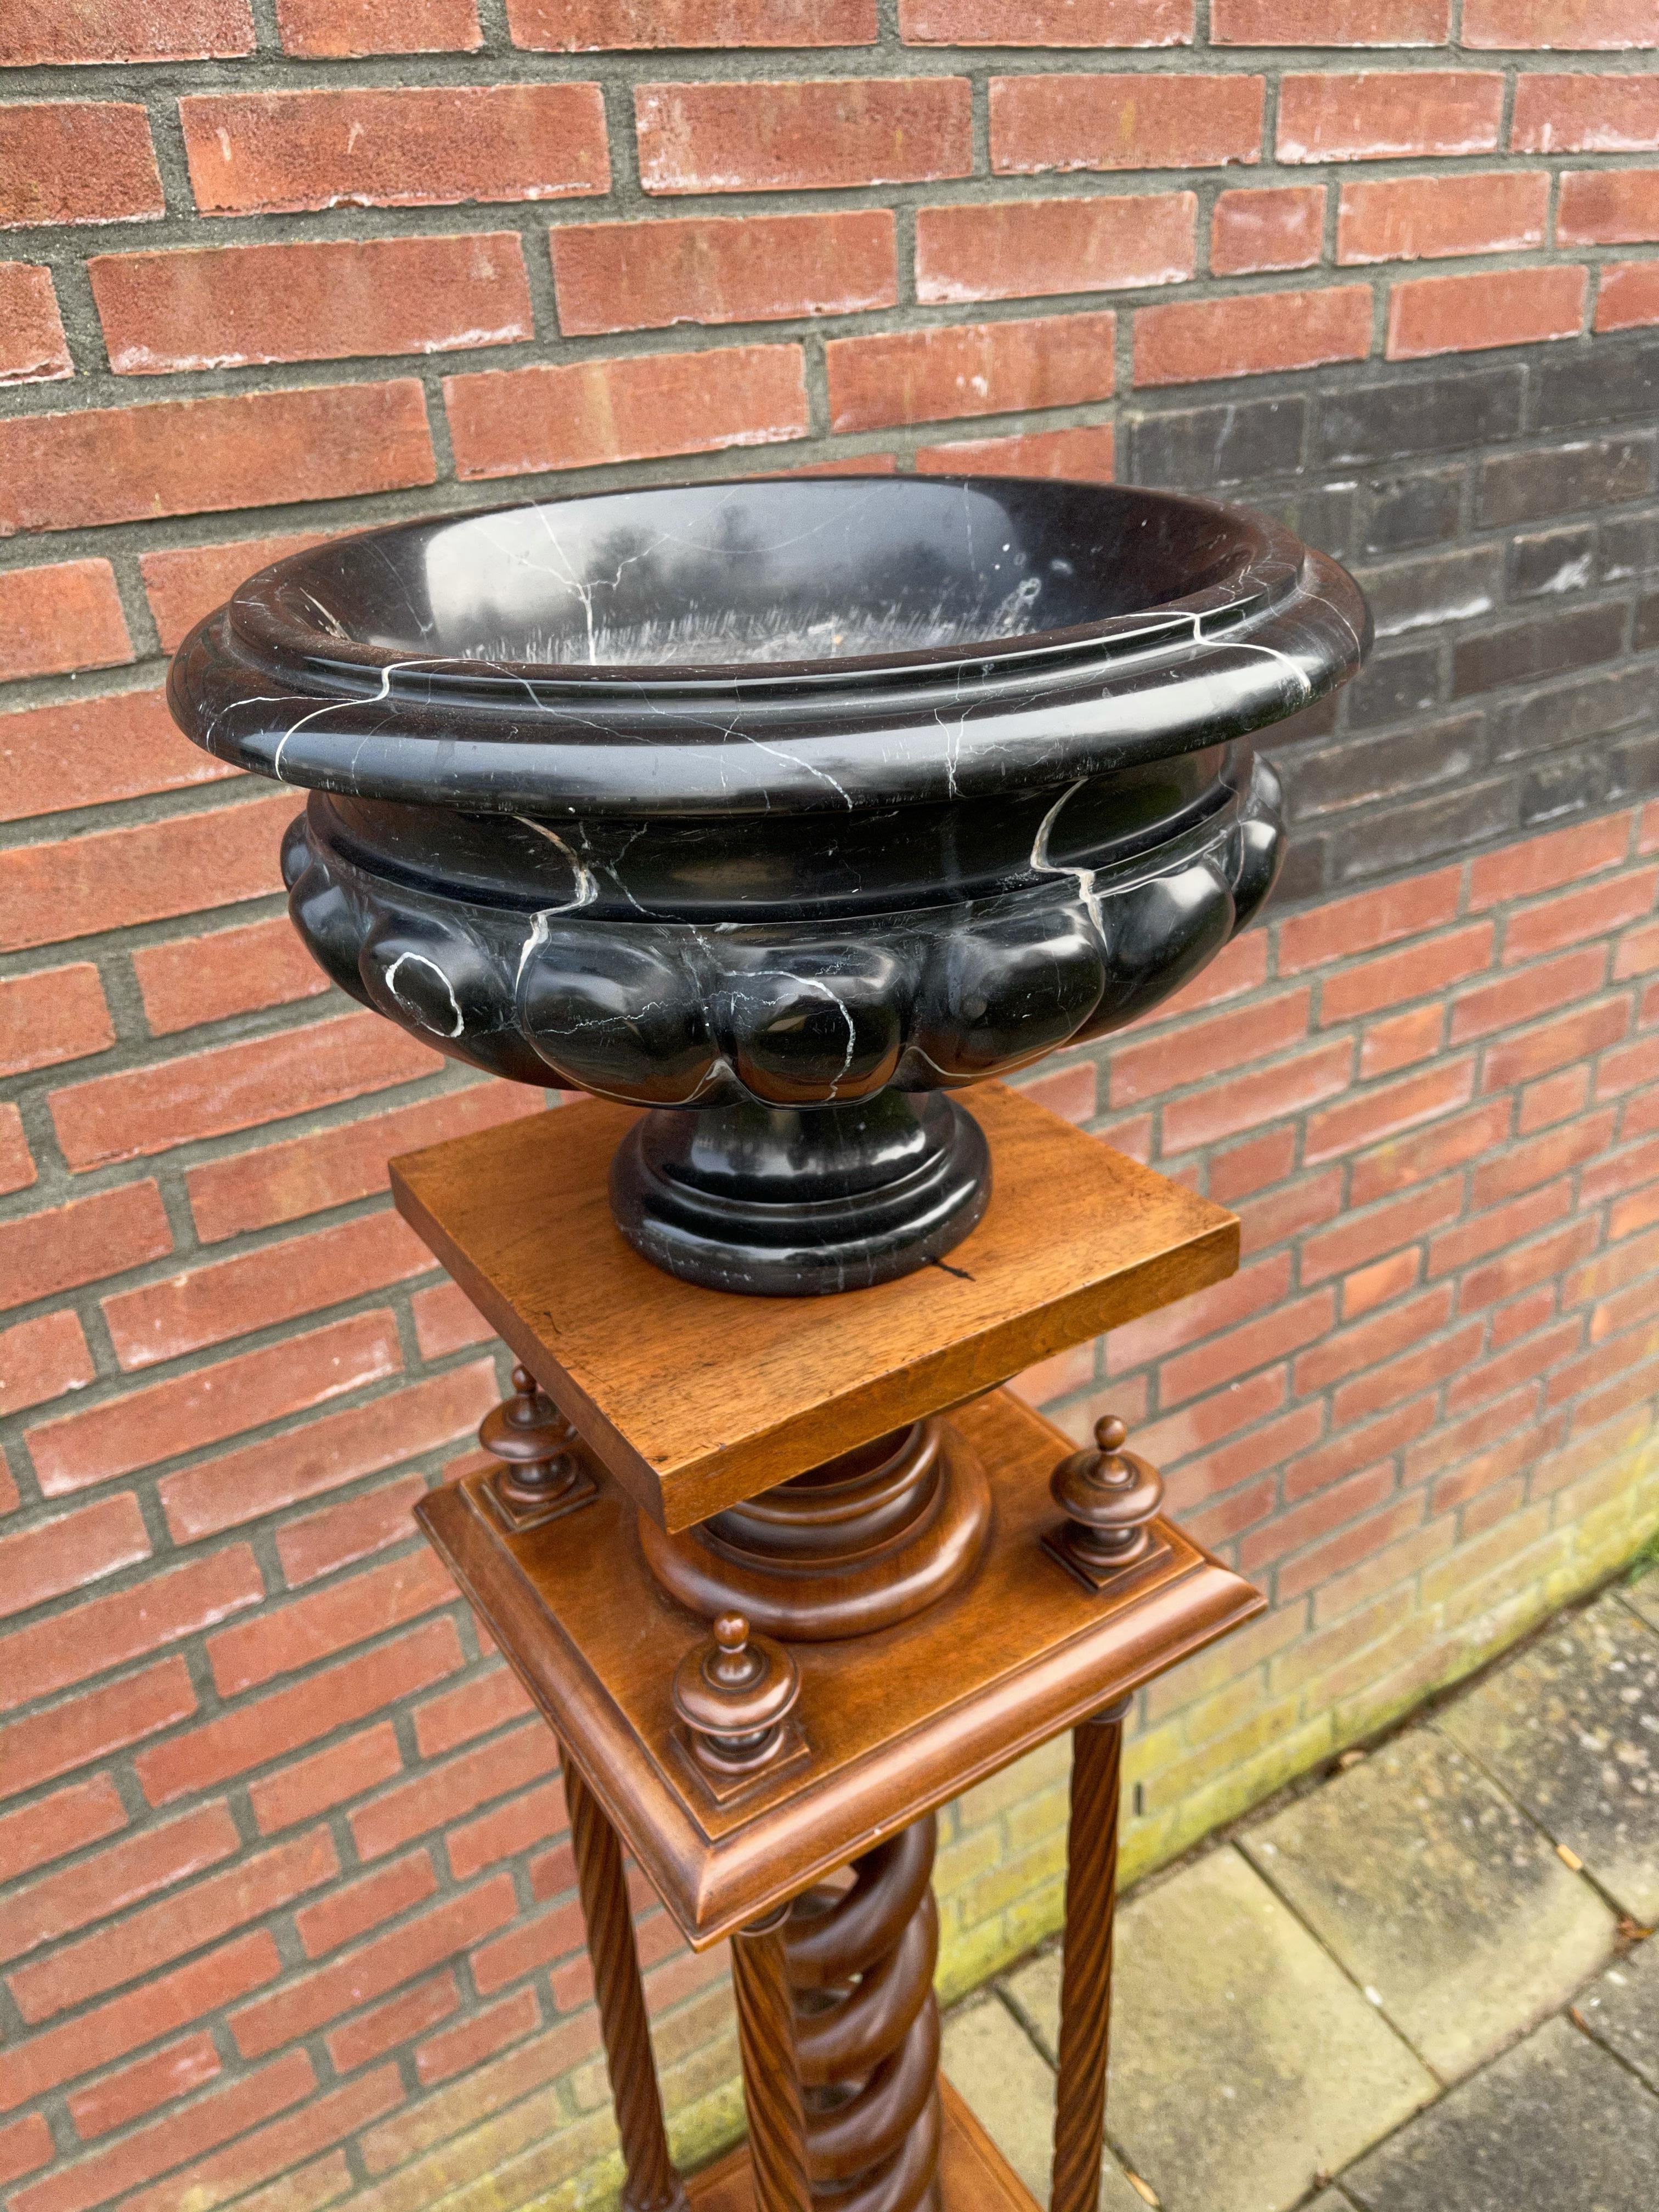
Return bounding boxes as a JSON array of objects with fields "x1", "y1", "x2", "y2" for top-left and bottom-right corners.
[{"x1": 446, "y1": 1414, "x2": 1658, "y2": 2212}]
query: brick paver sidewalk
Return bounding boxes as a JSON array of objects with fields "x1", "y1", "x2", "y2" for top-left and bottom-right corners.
[{"x1": 944, "y1": 1566, "x2": 1659, "y2": 2212}]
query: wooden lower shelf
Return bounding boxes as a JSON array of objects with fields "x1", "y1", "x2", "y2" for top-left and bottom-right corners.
[{"x1": 684, "y1": 2076, "x2": 1038, "y2": 2212}]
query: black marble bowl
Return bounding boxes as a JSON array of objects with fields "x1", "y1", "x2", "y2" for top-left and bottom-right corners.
[{"x1": 169, "y1": 475, "x2": 1369, "y2": 1295}]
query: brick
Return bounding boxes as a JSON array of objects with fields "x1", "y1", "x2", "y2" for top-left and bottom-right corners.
[
  {"x1": 28, "y1": 1311, "x2": 402, "y2": 1497},
  {"x1": 351, "y1": 1719, "x2": 558, "y2": 1861},
  {"x1": 1466, "y1": 0, "x2": 1659, "y2": 43},
  {"x1": 1232, "y1": 1165, "x2": 1342, "y2": 1256},
  {"x1": 472, "y1": 1892, "x2": 588, "y2": 1994},
  {"x1": 1600, "y1": 261, "x2": 1659, "y2": 332},
  {"x1": 1013, "y1": 1060, "x2": 1098, "y2": 1125},
  {"x1": 915, "y1": 425, "x2": 1118, "y2": 478},
  {"x1": 0, "y1": 1104, "x2": 36, "y2": 1187},
  {"x1": 1338, "y1": 170, "x2": 1548, "y2": 264},
  {"x1": 447, "y1": 1778, "x2": 567, "y2": 1879},
  {"x1": 231, "y1": 1874, "x2": 517, "y2": 2058},
  {"x1": 1321, "y1": 923, "x2": 1492, "y2": 1023},
  {"x1": 989, "y1": 71, "x2": 1263, "y2": 174},
  {"x1": 1305, "y1": 1056, "x2": 1474, "y2": 1163},
  {"x1": 53, "y1": 1010, "x2": 444, "y2": 1171},
  {"x1": 915, "y1": 194, "x2": 1194, "y2": 304},
  {"x1": 278, "y1": 0, "x2": 482, "y2": 52},
  {"x1": 552, "y1": 209, "x2": 894, "y2": 336},
  {"x1": 276, "y1": 1477, "x2": 430, "y2": 1593},
  {"x1": 1361, "y1": 1003, "x2": 1446, "y2": 1077},
  {"x1": 0, "y1": 382, "x2": 435, "y2": 538},
  {"x1": 133, "y1": 913, "x2": 328, "y2": 1036},
  {"x1": 1279, "y1": 866, "x2": 1461, "y2": 971},
  {"x1": 159, "y1": 1361, "x2": 498, "y2": 1541},
  {"x1": 1146, "y1": 930, "x2": 1271, "y2": 1022},
  {"x1": 412, "y1": 1666, "x2": 532, "y2": 1759},
  {"x1": 1560, "y1": 168, "x2": 1659, "y2": 249},
  {"x1": 518, "y1": 0, "x2": 874, "y2": 42},
  {"x1": 1342, "y1": 1246, "x2": 1423, "y2": 1318},
  {"x1": 93, "y1": 234, "x2": 532, "y2": 377},
  {"x1": 0, "y1": 791, "x2": 291, "y2": 953},
  {"x1": 0, "y1": 1492, "x2": 149, "y2": 1624},
  {"x1": 1449, "y1": 943, "x2": 1610, "y2": 1043},
  {"x1": 1109, "y1": 1254, "x2": 1293, "y2": 1373},
  {"x1": 1276, "y1": 1491, "x2": 1427, "y2": 1602},
  {"x1": 0, "y1": 2116, "x2": 52, "y2": 2187},
  {"x1": 0, "y1": 1311, "x2": 94, "y2": 1418},
  {"x1": 1283, "y1": 1395, "x2": 1438, "y2": 1506},
  {"x1": 0, "y1": 1802, "x2": 239, "y2": 1966},
  {"x1": 0, "y1": 1183, "x2": 171, "y2": 1314},
  {"x1": 1295, "y1": 1284, "x2": 1454, "y2": 1395},
  {"x1": 0, "y1": 103, "x2": 163, "y2": 229},
  {"x1": 1162, "y1": 1039, "x2": 1353, "y2": 1151},
  {"x1": 1522, "y1": 1065, "x2": 1594, "y2": 1132},
  {"x1": 1135, "y1": 284, "x2": 1373, "y2": 388},
  {"x1": 182, "y1": 84, "x2": 606, "y2": 217},
  {"x1": 15, "y1": 2051, "x2": 314, "y2": 2212},
  {"x1": 0, "y1": 1547, "x2": 262, "y2": 1713},
  {"x1": 117, "y1": 2073, "x2": 396, "y2": 2212},
  {"x1": 1471, "y1": 1106, "x2": 1616, "y2": 1209},
  {"x1": 1301, "y1": 1175, "x2": 1464, "y2": 1282},
  {"x1": 188, "y1": 1083, "x2": 537, "y2": 1243},
  {"x1": 1582, "y1": 1130, "x2": 1659, "y2": 1206},
  {"x1": 0, "y1": 1, "x2": 252, "y2": 63},
  {"x1": 636, "y1": 77, "x2": 970, "y2": 194},
  {"x1": 0, "y1": 1656, "x2": 194, "y2": 1803},
  {"x1": 1481, "y1": 998, "x2": 1630, "y2": 1090},
  {"x1": 68, "y1": 2033, "x2": 223, "y2": 2141},
  {"x1": 1505, "y1": 867, "x2": 1658, "y2": 964},
  {"x1": 1161, "y1": 1288, "x2": 1335, "y2": 1404},
  {"x1": 1459, "y1": 1215, "x2": 1599, "y2": 1313},
  {"x1": 1471, "y1": 812, "x2": 1630, "y2": 905},
  {"x1": 828, "y1": 310, "x2": 1115, "y2": 435},
  {"x1": 106, "y1": 1211, "x2": 431, "y2": 1373},
  {"x1": 1277, "y1": 72, "x2": 1503, "y2": 161},
  {"x1": 1600, "y1": 1031, "x2": 1659, "y2": 1103},
  {"x1": 445, "y1": 342, "x2": 806, "y2": 479},
  {"x1": 250, "y1": 1722, "x2": 405, "y2": 1835},
  {"x1": 1212, "y1": 0, "x2": 1449, "y2": 35},
  {"x1": 1614, "y1": 917, "x2": 1659, "y2": 982},
  {"x1": 2, "y1": 686, "x2": 233, "y2": 825},
  {"x1": 1243, "y1": 1461, "x2": 1402, "y2": 1573},
  {"x1": 0, "y1": 560, "x2": 130, "y2": 680},
  {"x1": 1111, "y1": 990, "x2": 1311, "y2": 1109},
  {"x1": 140, "y1": 530, "x2": 335, "y2": 652},
  {"x1": 416, "y1": 1986, "x2": 539, "y2": 2085},
  {"x1": 0, "y1": 1930, "x2": 279, "y2": 2111},
  {"x1": 137, "y1": 1617, "x2": 463, "y2": 1806},
  {"x1": 1211, "y1": 185, "x2": 1325, "y2": 274},
  {"x1": 1513, "y1": 71, "x2": 1659, "y2": 150},
  {"x1": 9, "y1": 1833, "x2": 331, "y2": 2025},
  {"x1": 1387, "y1": 266, "x2": 1587, "y2": 360},
  {"x1": 0, "y1": 1776, "x2": 125, "y2": 1888},
  {"x1": 0, "y1": 262, "x2": 69, "y2": 383},
  {"x1": 328, "y1": 1968, "x2": 459, "y2": 2073},
  {"x1": 411, "y1": 1281, "x2": 494, "y2": 1362},
  {"x1": 297, "y1": 1850, "x2": 438, "y2": 1959},
  {"x1": 210, "y1": 1550, "x2": 455, "y2": 1696},
  {"x1": 1434, "y1": 1177, "x2": 1579, "y2": 1280}
]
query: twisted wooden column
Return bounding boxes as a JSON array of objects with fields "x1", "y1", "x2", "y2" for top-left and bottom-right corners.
[
  {"x1": 732, "y1": 1905, "x2": 815, "y2": 2212},
  {"x1": 786, "y1": 1813, "x2": 943, "y2": 2212},
  {"x1": 1049, "y1": 1700, "x2": 1131, "y2": 2212},
  {"x1": 563, "y1": 1754, "x2": 689, "y2": 2212}
]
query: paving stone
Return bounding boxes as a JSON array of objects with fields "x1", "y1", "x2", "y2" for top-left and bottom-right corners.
[
  {"x1": 1576, "y1": 1934, "x2": 1659, "y2": 2095},
  {"x1": 1240, "y1": 1726, "x2": 1616, "y2": 2079},
  {"x1": 1441, "y1": 1594, "x2": 1659, "y2": 1922},
  {"x1": 1005, "y1": 1849, "x2": 1435, "y2": 2212},
  {"x1": 1623, "y1": 1566, "x2": 1659, "y2": 1635},
  {"x1": 940, "y1": 1990, "x2": 1145, "y2": 2211},
  {"x1": 1343, "y1": 2013, "x2": 1659, "y2": 2212}
]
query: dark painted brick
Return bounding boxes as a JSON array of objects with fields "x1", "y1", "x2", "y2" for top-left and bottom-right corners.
[
  {"x1": 1342, "y1": 645, "x2": 1444, "y2": 730},
  {"x1": 1295, "y1": 483, "x2": 1359, "y2": 561},
  {"x1": 1532, "y1": 336, "x2": 1659, "y2": 431},
  {"x1": 1356, "y1": 544, "x2": 1504, "y2": 643},
  {"x1": 1600, "y1": 511, "x2": 1659, "y2": 582},
  {"x1": 1452, "y1": 601, "x2": 1629, "y2": 698},
  {"x1": 1125, "y1": 394, "x2": 1306, "y2": 489},
  {"x1": 1362, "y1": 467, "x2": 1465, "y2": 557},
  {"x1": 1318, "y1": 365, "x2": 1525, "y2": 467},
  {"x1": 1286, "y1": 715, "x2": 1485, "y2": 820},
  {"x1": 1487, "y1": 664, "x2": 1652, "y2": 763},
  {"x1": 1609, "y1": 725, "x2": 1659, "y2": 800},
  {"x1": 1271, "y1": 834, "x2": 1329, "y2": 907},
  {"x1": 1328, "y1": 777, "x2": 1515, "y2": 884},
  {"x1": 1510, "y1": 526, "x2": 1597, "y2": 601},
  {"x1": 1635, "y1": 589, "x2": 1659, "y2": 654},
  {"x1": 1479, "y1": 434, "x2": 1655, "y2": 527},
  {"x1": 1520, "y1": 749, "x2": 1612, "y2": 828}
]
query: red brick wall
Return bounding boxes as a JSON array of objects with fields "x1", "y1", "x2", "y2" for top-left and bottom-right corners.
[{"x1": 5, "y1": 8, "x2": 1659, "y2": 2211}]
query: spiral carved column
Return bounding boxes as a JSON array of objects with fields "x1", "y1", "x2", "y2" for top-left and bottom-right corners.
[
  {"x1": 563, "y1": 1756, "x2": 689, "y2": 2212},
  {"x1": 780, "y1": 1813, "x2": 944, "y2": 2212},
  {"x1": 732, "y1": 1907, "x2": 815, "y2": 2212},
  {"x1": 1049, "y1": 1702, "x2": 1130, "y2": 2212}
]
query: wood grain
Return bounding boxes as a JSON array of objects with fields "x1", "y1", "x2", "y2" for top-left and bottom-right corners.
[
  {"x1": 392, "y1": 1081, "x2": 1238, "y2": 1532},
  {"x1": 416, "y1": 1386, "x2": 1263, "y2": 1945}
]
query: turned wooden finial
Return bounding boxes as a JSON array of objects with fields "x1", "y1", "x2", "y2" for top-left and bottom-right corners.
[
  {"x1": 672, "y1": 1612, "x2": 801, "y2": 1780},
  {"x1": 1046, "y1": 1413, "x2": 1165, "y2": 1587},
  {"x1": 476, "y1": 1363, "x2": 597, "y2": 1531}
]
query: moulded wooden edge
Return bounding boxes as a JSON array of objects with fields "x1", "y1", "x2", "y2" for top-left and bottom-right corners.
[{"x1": 684, "y1": 2075, "x2": 1039, "y2": 2212}]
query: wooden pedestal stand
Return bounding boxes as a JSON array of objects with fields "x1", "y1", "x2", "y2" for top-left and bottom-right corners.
[{"x1": 396, "y1": 1084, "x2": 1265, "y2": 2212}]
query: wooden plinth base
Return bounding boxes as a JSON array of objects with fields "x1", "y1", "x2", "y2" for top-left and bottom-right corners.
[{"x1": 685, "y1": 2078, "x2": 1036, "y2": 2212}]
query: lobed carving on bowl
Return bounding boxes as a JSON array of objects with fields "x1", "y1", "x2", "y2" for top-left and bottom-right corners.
[{"x1": 283, "y1": 752, "x2": 1283, "y2": 1114}]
